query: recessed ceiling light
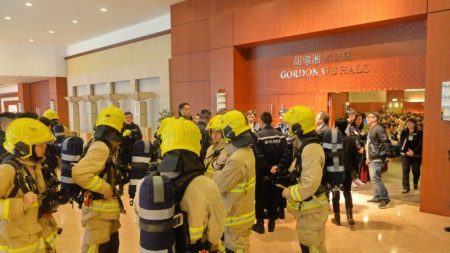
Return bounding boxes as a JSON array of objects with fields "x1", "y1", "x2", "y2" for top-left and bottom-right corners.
[
  {"x1": 100, "y1": 8, "x2": 107, "y2": 12},
  {"x1": 29, "y1": 39, "x2": 34, "y2": 42},
  {"x1": 72, "y1": 20, "x2": 79, "y2": 24},
  {"x1": 4, "y1": 16, "x2": 12, "y2": 20},
  {"x1": 25, "y1": 2, "x2": 33, "y2": 7},
  {"x1": 48, "y1": 30, "x2": 54, "y2": 34}
]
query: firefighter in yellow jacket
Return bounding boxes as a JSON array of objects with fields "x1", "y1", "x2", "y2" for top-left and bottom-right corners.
[
  {"x1": 134, "y1": 118, "x2": 226, "y2": 252},
  {"x1": 72, "y1": 106, "x2": 126, "y2": 253},
  {"x1": 281, "y1": 105, "x2": 328, "y2": 253},
  {"x1": 211, "y1": 110, "x2": 256, "y2": 253},
  {"x1": 0, "y1": 118, "x2": 56, "y2": 253},
  {"x1": 204, "y1": 114, "x2": 227, "y2": 178}
]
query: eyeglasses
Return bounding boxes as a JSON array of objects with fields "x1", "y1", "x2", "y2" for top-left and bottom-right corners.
[{"x1": 367, "y1": 115, "x2": 376, "y2": 118}]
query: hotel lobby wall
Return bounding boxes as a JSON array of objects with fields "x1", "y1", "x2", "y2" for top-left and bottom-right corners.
[
  {"x1": 171, "y1": 0, "x2": 450, "y2": 216},
  {"x1": 421, "y1": 2, "x2": 450, "y2": 217},
  {"x1": 66, "y1": 33, "x2": 172, "y2": 134}
]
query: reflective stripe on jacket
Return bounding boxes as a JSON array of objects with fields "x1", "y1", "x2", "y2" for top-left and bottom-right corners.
[
  {"x1": 72, "y1": 141, "x2": 121, "y2": 220},
  {"x1": 212, "y1": 144, "x2": 256, "y2": 227},
  {"x1": 286, "y1": 142, "x2": 325, "y2": 213}
]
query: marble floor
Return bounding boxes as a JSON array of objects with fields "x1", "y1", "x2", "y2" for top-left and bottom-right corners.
[{"x1": 54, "y1": 161, "x2": 450, "y2": 252}]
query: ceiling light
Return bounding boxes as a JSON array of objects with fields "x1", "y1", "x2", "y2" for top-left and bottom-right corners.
[
  {"x1": 100, "y1": 8, "x2": 107, "y2": 12},
  {"x1": 48, "y1": 30, "x2": 54, "y2": 34},
  {"x1": 25, "y1": 2, "x2": 33, "y2": 7},
  {"x1": 4, "y1": 16, "x2": 12, "y2": 20},
  {"x1": 29, "y1": 39, "x2": 34, "y2": 42},
  {"x1": 72, "y1": 20, "x2": 79, "y2": 24}
]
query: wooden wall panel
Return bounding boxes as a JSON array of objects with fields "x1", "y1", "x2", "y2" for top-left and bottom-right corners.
[
  {"x1": 30, "y1": 80, "x2": 50, "y2": 115},
  {"x1": 171, "y1": 52, "x2": 210, "y2": 83},
  {"x1": 403, "y1": 102, "x2": 424, "y2": 113},
  {"x1": 233, "y1": 48, "x2": 253, "y2": 111},
  {"x1": 428, "y1": 0, "x2": 450, "y2": 12},
  {"x1": 170, "y1": 82, "x2": 211, "y2": 114},
  {"x1": 49, "y1": 77, "x2": 69, "y2": 126},
  {"x1": 210, "y1": 47, "x2": 234, "y2": 111},
  {"x1": 171, "y1": 0, "x2": 213, "y2": 26},
  {"x1": 329, "y1": 93, "x2": 349, "y2": 125},
  {"x1": 233, "y1": 0, "x2": 427, "y2": 46},
  {"x1": 18, "y1": 83, "x2": 31, "y2": 112},
  {"x1": 421, "y1": 10, "x2": 450, "y2": 216},
  {"x1": 171, "y1": 20, "x2": 210, "y2": 55},
  {"x1": 209, "y1": 13, "x2": 234, "y2": 49}
]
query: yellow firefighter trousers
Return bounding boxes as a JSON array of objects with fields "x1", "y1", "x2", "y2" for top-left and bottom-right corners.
[
  {"x1": 296, "y1": 204, "x2": 328, "y2": 253},
  {"x1": 223, "y1": 223, "x2": 252, "y2": 253},
  {"x1": 81, "y1": 218, "x2": 120, "y2": 253}
]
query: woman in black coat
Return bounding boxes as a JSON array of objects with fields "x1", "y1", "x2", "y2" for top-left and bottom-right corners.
[{"x1": 400, "y1": 117, "x2": 423, "y2": 193}]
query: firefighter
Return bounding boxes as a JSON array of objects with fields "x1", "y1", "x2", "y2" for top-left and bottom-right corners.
[
  {"x1": 211, "y1": 110, "x2": 256, "y2": 253},
  {"x1": 204, "y1": 114, "x2": 227, "y2": 178},
  {"x1": 281, "y1": 105, "x2": 328, "y2": 253},
  {"x1": 42, "y1": 109, "x2": 59, "y2": 127},
  {"x1": 0, "y1": 118, "x2": 56, "y2": 252},
  {"x1": 152, "y1": 116, "x2": 177, "y2": 161},
  {"x1": 72, "y1": 105, "x2": 126, "y2": 253},
  {"x1": 135, "y1": 118, "x2": 226, "y2": 252}
]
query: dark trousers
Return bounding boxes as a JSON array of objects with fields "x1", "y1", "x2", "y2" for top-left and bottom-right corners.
[
  {"x1": 255, "y1": 179, "x2": 281, "y2": 220},
  {"x1": 401, "y1": 156, "x2": 421, "y2": 190},
  {"x1": 98, "y1": 232, "x2": 119, "y2": 253},
  {"x1": 331, "y1": 171, "x2": 353, "y2": 212}
]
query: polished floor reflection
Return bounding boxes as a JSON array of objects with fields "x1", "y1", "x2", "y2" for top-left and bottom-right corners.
[{"x1": 54, "y1": 161, "x2": 450, "y2": 252}]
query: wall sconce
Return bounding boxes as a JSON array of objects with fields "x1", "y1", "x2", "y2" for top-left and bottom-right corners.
[
  {"x1": 49, "y1": 99, "x2": 56, "y2": 110},
  {"x1": 17, "y1": 102, "x2": 23, "y2": 112}
]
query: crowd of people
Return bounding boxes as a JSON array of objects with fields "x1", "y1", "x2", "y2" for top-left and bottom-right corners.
[{"x1": 0, "y1": 102, "x2": 423, "y2": 253}]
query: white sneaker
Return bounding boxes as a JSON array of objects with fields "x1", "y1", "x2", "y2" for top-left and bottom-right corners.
[
  {"x1": 354, "y1": 179, "x2": 365, "y2": 185},
  {"x1": 351, "y1": 182, "x2": 358, "y2": 188}
]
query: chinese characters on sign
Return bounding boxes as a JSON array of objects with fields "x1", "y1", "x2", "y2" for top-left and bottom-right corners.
[
  {"x1": 293, "y1": 51, "x2": 353, "y2": 66},
  {"x1": 280, "y1": 51, "x2": 370, "y2": 79}
]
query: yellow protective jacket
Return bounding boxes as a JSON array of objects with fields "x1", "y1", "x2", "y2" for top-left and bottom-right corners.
[
  {"x1": 0, "y1": 158, "x2": 47, "y2": 253},
  {"x1": 212, "y1": 144, "x2": 256, "y2": 228},
  {"x1": 285, "y1": 142, "x2": 327, "y2": 214},
  {"x1": 72, "y1": 141, "x2": 122, "y2": 220},
  {"x1": 204, "y1": 139, "x2": 227, "y2": 178},
  {"x1": 133, "y1": 175, "x2": 226, "y2": 251}
]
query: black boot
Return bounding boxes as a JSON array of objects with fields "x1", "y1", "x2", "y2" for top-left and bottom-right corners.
[
  {"x1": 331, "y1": 212, "x2": 341, "y2": 226},
  {"x1": 252, "y1": 219, "x2": 265, "y2": 234},
  {"x1": 346, "y1": 208, "x2": 355, "y2": 225},
  {"x1": 278, "y1": 208, "x2": 285, "y2": 219},
  {"x1": 268, "y1": 219, "x2": 275, "y2": 232}
]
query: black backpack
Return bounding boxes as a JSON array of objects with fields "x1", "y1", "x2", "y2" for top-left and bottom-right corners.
[
  {"x1": 128, "y1": 140, "x2": 155, "y2": 203},
  {"x1": 60, "y1": 136, "x2": 84, "y2": 204},
  {"x1": 139, "y1": 150, "x2": 208, "y2": 253}
]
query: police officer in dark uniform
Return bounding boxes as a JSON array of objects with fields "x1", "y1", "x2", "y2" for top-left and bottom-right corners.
[
  {"x1": 252, "y1": 112, "x2": 292, "y2": 233},
  {"x1": 119, "y1": 112, "x2": 143, "y2": 165}
]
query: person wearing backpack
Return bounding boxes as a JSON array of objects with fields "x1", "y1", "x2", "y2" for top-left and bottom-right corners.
[
  {"x1": 204, "y1": 114, "x2": 227, "y2": 178},
  {"x1": 135, "y1": 117, "x2": 225, "y2": 253},
  {"x1": 281, "y1": 105, "x2": 328, "y2": 253},
  {"x1": 211, "y1": 110, "x2": 256, "y2": 253},
  {"x1": 0, "y1": 118, "x2": 56, "y2": 252},
  {"x1": 320, "y1": 114, "x2": 346, "y2": 226},
  {"x1": 72, "y1": 106, "x2": 126, "y2": 253}
]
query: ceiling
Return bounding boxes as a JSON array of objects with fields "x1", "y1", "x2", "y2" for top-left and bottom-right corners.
[{"x1": 0, "y1": 0, "x2": 183, "y2": 46}]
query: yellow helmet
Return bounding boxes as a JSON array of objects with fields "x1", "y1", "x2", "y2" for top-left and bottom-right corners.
[
  {"x1": 160, "y1": 118, "x2": 201, "y2": 157},
  {"x1": 4, "y1": 118, "x2": 56, "y2": 158},
  {"x1": 95, "y1": 106, "x2": 125, "y2": 133},
  {"x1": 282, "y1": 105, "x2": 316, "y2": 136},
  {"x1": 43, "y1": 109, "x2": 59, "y2": 120},
  {"x1": 156, "y1": 117, "x2": 176, "y2": 138},
  {"x1": 221, "y1": 110, "x2": 251, "y2": 142},
  {"x1": 207, "y1": 114, "x2": 223, "y2": 130}
]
